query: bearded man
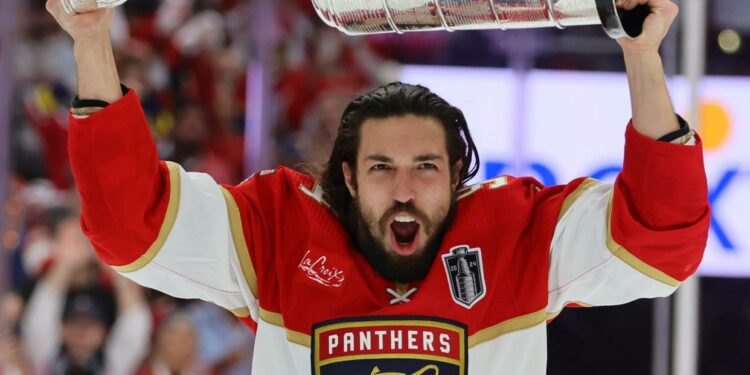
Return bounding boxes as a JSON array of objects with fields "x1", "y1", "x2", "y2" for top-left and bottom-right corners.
[{"x1": 47, "y1": 0, "x2": 709, "y2": 373}]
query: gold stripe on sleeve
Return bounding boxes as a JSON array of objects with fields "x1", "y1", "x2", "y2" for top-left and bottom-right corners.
[
  {"x1": 545, "y1": 301, "x2": 594, "y2": 321},
  {"x1": 259, "y1": 308, "x2": 311, "y2": 347},
  {"x1": 557, "y1": 178, "x2": 600, "y2": 223},
  {"x1": 220, "y1": 187, "x2": 260, "y2": 298},
  {"x1": 606, "y1": 192, "x2": 681, "y2": 287},
  {"x1": 259, "y1": 308, "x2": 284, "y2": 326},
  {"x1": 71, "y1": 106, "x2": 105, "y2": 117},
  {"x1": 468, "y1": 309, "x2": 546, "y2": 348},
  {"x1": 230, "y1": 307, "x2": 251, "y2": 318},
  {"x1": 113, "y1": 161, "x2": 182, "y2": 273}
]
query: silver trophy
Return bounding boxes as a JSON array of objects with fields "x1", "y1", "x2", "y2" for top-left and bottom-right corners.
[
  {"x1": 455, "y1": 251, "x2": 478, "y2": 302},
  {"x1": 60, "y1": 0, "x2": 128, "y2": 14},
  {"x1": 311, "y1": 0, "x2": 651, "y2": 39}
]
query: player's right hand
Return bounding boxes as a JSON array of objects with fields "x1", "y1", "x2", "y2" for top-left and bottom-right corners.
[
  {"x1": 45, "y1": 0, "x2": 113, "y2": 42},
  {"x1": 616, "y1": 0, "x2": 679, "y2": 53}
]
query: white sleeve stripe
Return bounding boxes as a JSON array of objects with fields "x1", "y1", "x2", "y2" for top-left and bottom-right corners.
[
  {"x1": 605, "y1": 191, "x2": 681, "y2": 287},
  {"x1": 556, "y1": 178, "x2": 600, "y2": 224},
  {"x1": 548, "y1": 251, "x2": 619, "y2": 295},
  {"x1": 220, "y1": 187, "x2": 260, "y2": 298},
  {"x1": 553, "y1": 180, "x2": 682, "y2": 287},
  {"x1": 113, "y1": 161, "x2": 182, "y2": 273},
  {"x1": 548, "y1": 184, "x2": 678, "y2": 312},
  {"x1": 146, "y1": 259, "x2": 242, "y2": 295},
  {"x1": 113, "y1": 168, "x2": 256, "y2": 319}
]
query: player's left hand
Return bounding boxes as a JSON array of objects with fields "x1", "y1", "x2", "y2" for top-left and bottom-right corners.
[{"x1": 616, "y1": 0, "x2": 679, "y2": 53}]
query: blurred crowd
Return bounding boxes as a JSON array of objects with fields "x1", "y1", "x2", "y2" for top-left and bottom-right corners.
[
  {"x1": 11, "y1": 0, "x2": 253, "y2": 188},
  {"x1": 1, "y1": 187, "x2": 255, "y2": 375},
  {"x1": 3, "y1": 0, "x2": 320, "y2": 374}
]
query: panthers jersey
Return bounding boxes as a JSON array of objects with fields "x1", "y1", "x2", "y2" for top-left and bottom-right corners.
[{"x1": 68, "y1": 89, "x2": 710, "y2": 374}]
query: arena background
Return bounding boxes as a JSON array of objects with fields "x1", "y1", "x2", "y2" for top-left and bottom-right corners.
[{"x1": 0, "y1": 0, "x2": 748, "y2": 374}]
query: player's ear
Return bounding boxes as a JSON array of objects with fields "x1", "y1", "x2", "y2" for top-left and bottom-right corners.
[
  {"x1": 342, "y1": 162, "x2": 357, "y2": 198},
  {"x1": 451, "y1": 160, "x2": 463, "y2": 190}
]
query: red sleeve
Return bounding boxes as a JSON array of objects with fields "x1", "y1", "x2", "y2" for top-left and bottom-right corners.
[
  {"x1": 612, "y1": 123, "x2": 711, "y2": 281},
  {"x1": 68, "y1": 90, "x2": 170, "y2": 267}
]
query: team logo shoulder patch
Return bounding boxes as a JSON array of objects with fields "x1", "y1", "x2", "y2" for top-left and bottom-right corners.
[
  {"x1": 311, "y1": 316, "x2": 468, "y2": 375},
  {"x1": 442, "y1": 245, "x2": 487, "y2": 309}
]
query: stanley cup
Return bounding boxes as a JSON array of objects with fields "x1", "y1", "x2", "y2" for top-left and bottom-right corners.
[
  {"x1": 311, "y1": 0, "x2": 651, "y2": 39},
  {"x1": 60, "y1": 0, "x2": 128, "y2": 14}
]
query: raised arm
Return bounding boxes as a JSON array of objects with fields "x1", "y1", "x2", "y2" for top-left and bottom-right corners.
[
  {"x1": 46, "y1": 1, "x2": 121, "y2": 103},
  {"x1": 104, "y1": 272, "x2": 152, "y2": 375},
  {"x1": 545, "y1": 0, "x2": 710, "y2": 316},
  {"x1": 46, "y1": 0, "x2": 259, "y2": 326},
  {"x1": 21, "y1": 219, "x2": 93, "y2": 372},
  {"x1": 618, "y1": 0, "x2": 682, "y2": 140}
]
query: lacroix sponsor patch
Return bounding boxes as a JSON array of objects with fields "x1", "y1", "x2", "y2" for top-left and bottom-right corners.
[
  {"x1": 298, "y1": 249, "x2": 347, "y2": 288},
  {"x1": 311, "y1": 316, "x2": 467, "y2": 375}
]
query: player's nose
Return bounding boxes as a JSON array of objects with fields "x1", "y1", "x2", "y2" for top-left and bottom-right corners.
[{"x1": 392, "y1": 168, "x2": 416, "y2": 204}]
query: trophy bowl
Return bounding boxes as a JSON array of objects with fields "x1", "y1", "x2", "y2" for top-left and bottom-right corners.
[{"x1": 311, "y1": 0, "x2": 651, "y2": 39}]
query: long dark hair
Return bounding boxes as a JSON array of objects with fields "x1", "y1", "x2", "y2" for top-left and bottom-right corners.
[{"x1": 319, "y1": 82, "x2": 480, "y2": 218}]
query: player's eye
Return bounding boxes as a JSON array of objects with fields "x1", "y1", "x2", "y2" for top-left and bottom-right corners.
[
  {"x1": 370, "y1": 164, "x2": 391, "y2": 171},
  {"x1": 418, "y1": 163, "x2": 438, "y2": 170}
]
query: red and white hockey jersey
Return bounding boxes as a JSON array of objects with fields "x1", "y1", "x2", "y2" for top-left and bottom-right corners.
[{"x1": 68, "y1": 90, "x2": 710, "y2": 374}]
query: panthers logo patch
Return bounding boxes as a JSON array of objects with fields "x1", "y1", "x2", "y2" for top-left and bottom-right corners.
[{"x1": 311, "y1": 316, "x2": 467, "y2": 375}]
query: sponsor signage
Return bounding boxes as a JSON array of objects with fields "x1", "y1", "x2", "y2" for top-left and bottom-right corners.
[{"x1": 400, "y1": 65, "x2": 750, "y2": 277}]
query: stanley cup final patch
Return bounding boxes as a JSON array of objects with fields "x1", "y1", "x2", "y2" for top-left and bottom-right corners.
[
  {"x1": 311, "y1": 316, "x2": 468, "y2": 375},
  {"x1": 442, "y1": 245, "x2": 487, "y2": 309}
]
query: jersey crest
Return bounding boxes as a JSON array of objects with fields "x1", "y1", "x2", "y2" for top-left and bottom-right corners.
[
  {"x1": 441, "y1": 245, "x2": 487, "y2": 309},
  {"x1": 311, "y1": 316, "x2": 468, "y2": 375}
]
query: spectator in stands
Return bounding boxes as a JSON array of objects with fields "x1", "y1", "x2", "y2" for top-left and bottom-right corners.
[
  {"x1": 139, "y1": 311, "x2": 210, "y2": 375},
  {"x1": 0, "y1": 293, "x2": 31, "y2": 375},
  {"x1": 21, "y1": 210, "x2": 152, "y2": 375},
  {"x1": 189, "y1": 303, "x2": 254, "y2": 375}
]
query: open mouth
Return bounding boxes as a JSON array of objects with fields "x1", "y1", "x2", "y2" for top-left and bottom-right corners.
[{"x1": 389, "y1": 215, "x2": 420, "y2": 256}]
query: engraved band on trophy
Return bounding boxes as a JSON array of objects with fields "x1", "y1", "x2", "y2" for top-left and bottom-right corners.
[
  {"x1": 60, "y1": 0, "x2": 128, "y2": 15},
  {"x1": 311, "y1": 0, "x2": 651, "y2": 39}
]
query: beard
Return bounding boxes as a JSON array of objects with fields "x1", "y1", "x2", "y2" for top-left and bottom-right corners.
[{"x1": 347, "y1": 195, "x2": 456, "y2": 284}]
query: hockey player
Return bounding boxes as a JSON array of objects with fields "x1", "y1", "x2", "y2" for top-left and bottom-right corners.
[{"x1": 46, "y1": 0, "x2": 709, "y2": 373}]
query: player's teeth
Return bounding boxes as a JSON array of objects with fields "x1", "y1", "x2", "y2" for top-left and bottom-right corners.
[{"x1": 394, "y1": 216, "x2": 415, "y2": 223}]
